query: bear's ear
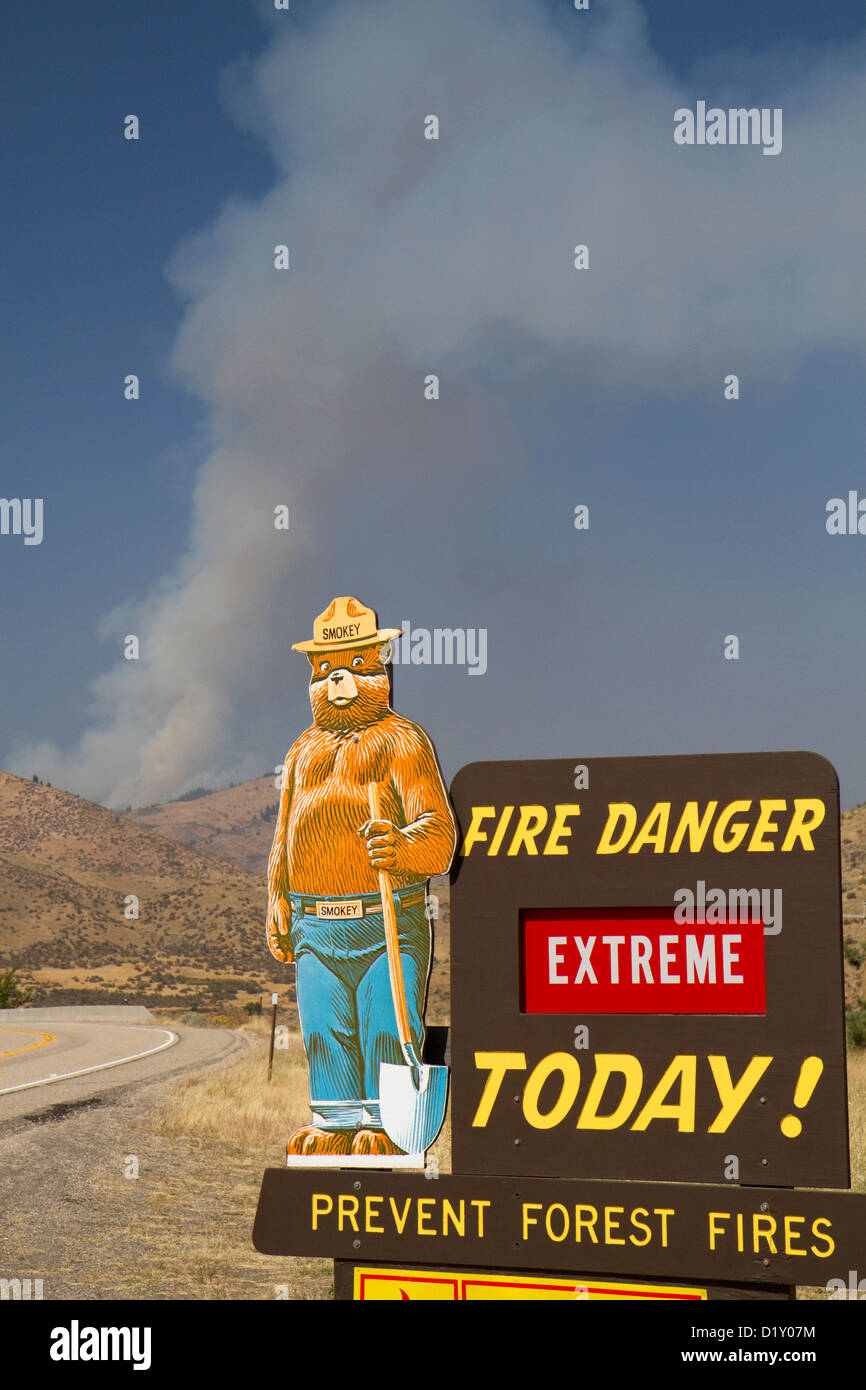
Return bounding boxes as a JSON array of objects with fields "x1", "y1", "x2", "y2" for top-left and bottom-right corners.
[{"x1": 378, "y1": 640, "x2": 392, "y2": 666}]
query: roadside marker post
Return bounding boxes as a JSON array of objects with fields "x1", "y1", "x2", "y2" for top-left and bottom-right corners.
[{"x1": 267, "y1": 992, "x2": 278, "y2": 1083}]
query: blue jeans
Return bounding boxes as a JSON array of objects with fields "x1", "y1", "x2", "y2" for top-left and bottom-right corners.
[{"x1": 290, "y1": 887, "x2": 430, "y2": 1130}]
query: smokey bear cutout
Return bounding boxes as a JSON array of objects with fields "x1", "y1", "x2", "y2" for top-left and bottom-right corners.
[{"x1": 267, "y1": 597, "x2": 457, "y2": 1158}]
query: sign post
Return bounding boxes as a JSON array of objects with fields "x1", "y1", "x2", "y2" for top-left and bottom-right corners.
[{"x1": 267, "y1": 992, "x2": 278, "y2": 1083}]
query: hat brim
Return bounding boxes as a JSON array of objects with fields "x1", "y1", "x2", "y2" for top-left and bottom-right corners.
[{"x1": 291, "y1": 627, "x2": 402, "y2": 653}]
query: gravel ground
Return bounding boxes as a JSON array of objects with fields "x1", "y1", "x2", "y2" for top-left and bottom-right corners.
[{"x1": 0, "y1": 1032, "x2": 330, "y2": 1301}]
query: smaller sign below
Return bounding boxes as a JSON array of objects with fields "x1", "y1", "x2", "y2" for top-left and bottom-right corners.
[
  {"x1": 351, "y1": 1265, "x2": 707, "y2": 1300},
  {"x1": 255, "y1": 1169, "x2": 866, "y2": 1287},
  {"x1": 523, "y1": 908, "x2": 766, "y2": 1014}
]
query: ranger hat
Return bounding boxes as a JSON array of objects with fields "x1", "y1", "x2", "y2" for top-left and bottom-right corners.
[{"x1": 291, "y1": 596, "x2": 402, "y2": 653}]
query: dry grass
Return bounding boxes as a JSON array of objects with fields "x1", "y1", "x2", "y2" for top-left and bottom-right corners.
[
  {"x1": 152, "y1": 1013, "x2": 454, "y2": 1164},
  {"x1": 89, "y1": 1143, "x2": 333, "y2": 1301},
  {"x1": 152, "y1": 1016, "x2": 310, "y2": 1150},
  {"x1": 845, "y1": 1047, "x2": 866, "y2": 1192},
  {"x1": 133, "y1": 1015, "x2": 451, "y2": 1299},
  {"x1": 108, "y1": 1022, "x2": 333, "y2": 1299}
]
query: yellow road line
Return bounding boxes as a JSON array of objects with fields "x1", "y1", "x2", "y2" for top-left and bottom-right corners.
[{"x1": 0, "y1": 1029, "x2": 55, "y2": 1058}]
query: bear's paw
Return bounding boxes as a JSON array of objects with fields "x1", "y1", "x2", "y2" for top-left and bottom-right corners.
[
  {"x1": 286, "y1": 1126, "x2": 353, "y2": 1157},
  {"x1": 351, "y1": 1129, "x2": 403, "y2": 1156}
]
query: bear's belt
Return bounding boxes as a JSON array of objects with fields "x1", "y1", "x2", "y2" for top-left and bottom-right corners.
[{"x1": 289, "y1": 885, "x2": 426, "y2": 920}]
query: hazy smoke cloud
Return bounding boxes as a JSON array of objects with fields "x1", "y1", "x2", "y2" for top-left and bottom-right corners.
[{"x1": 13, "y1": 0, "x2": 866, "y2": 805}]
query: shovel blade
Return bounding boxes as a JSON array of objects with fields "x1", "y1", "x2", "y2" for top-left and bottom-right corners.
[{"x1": 379, "y1": 1062, "x2": 449, "y2": 1155}]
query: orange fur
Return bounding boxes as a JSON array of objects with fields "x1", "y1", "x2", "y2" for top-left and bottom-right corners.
[
  {"x1": 351, "y1": 1129, "x2": 402, "y2": 1156},
  {"x1": 286, "y1": 1126, "x2": 353, "y2": 1157},
  {"x1": 266, "y1": 642, "x2": 456, "y2": 963}
]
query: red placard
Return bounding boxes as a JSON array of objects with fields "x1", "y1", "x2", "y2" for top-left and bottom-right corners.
[{"x1": 523, "y1": 907, "x2": 765, "y2": 1015}]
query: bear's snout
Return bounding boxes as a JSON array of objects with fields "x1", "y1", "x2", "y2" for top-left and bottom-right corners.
[{"x1": 327, "y1": 669, "x2": 358, "y2": 705}]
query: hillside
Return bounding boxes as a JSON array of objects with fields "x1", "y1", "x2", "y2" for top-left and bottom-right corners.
[
  {"x1": 0, "y1": 772, "x2": 275, "y2": 1011},
  {"x1": 842, "y1": 801, "x2": 866, "y2": 1010},
  {"x1": 127, "y1": 776, "x2": 279, "y2": 876},
  {"x1": 842, "y1": 801, "x2": 866, "y2": 903}
]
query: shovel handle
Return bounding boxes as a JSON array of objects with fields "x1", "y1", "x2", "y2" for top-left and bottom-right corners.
[{"x1": 367, "y1": 782, "x2": 413, "y2": 1049}]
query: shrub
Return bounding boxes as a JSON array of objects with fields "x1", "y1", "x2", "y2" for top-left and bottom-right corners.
[
  {"x1": 0, "y1": 968, "x2": 33, "y2": 1008},
  {"x1": 844, "y1": 938, "x2": 865, "y2": 968},
  {"x1": 846, "y1": 1000, "x2": 866, "y2": 1050}
]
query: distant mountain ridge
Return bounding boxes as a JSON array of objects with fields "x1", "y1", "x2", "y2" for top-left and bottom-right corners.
[
  {"x1": 127, "y1": 775, "x2": 278, "y2": 876},
  {"x1": 0, "y1": 771, "x2": 271, "y2": 1008}
]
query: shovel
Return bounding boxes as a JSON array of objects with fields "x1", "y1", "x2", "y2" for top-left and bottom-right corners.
[{"x1": 366, "y1": 782, "x2": 449, "y2": 1155}]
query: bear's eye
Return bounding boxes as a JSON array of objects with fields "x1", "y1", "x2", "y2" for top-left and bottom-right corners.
[
  {"x1": 351, "y1": 656, "x2": 363, "y2": 667},
  {"x1": 321, "y1": 661, "x2": 330, "y2": 673}
]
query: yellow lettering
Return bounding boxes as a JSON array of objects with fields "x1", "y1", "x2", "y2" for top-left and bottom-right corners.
[
  {"x1": 488, "y1": 805, "x2": 514, "y2": 855},
  {"x1": 338, "y1": 1195, "x2": 359, "y2": 1232},
  {"x1": 629, "y1": 1207, "x2": 652, "y2": 1247},
  {"x1": 542, "y1": 803, "x2": 581, "y2": 855},
  {"x1": 747, "y1": 799, "x2": 787, "y2": 852},
  {"x1": 669, "y1": 801, "x2": 718, "y2": 853},
  {"x1": 595, "y1": 803, "x2": 637, "y2": 854},
  {"x1": 604, "y1": 1206, "x2": 626, "y2": 1246},
  {"x1": 442, "y1": 1199, "x2": 465, "y2": 1237},
  {"x1": 312, "y1": 1194, "x2": 333, "y2": 1230},
  {"x1": 471, "y1": 1200, "x2": 491, "y2": 1237},
  {"x1": 707, "y1": 1055, "x2": 772, "y2": 1132},
  {"x1": 628, "y1": 802, "x2": 670, "y2": 854},
  {"x1": 708, "y1": 1211, "x2": 730, "y2": 1251},
  {"x1": 781, "y1": 798, "x2": 826, "y2": 852},
  {"x1": 576, "y1": 1054, "x2": 643, "y2": 1130},
  {"x1": 545, "y1": 1203, "x2": 570, "y2": 1242},
  {"x1": 655, "y1": 1209, "x2": 674, "y2": 1248},
  {"x1": 713, "y1": 800, "x2": 752, "y2": 852},
  {"x1": 783, "y1": 1215, "x2": 806, "y2": 1256},
  {"x1": 574, "y1": 1205, "x2": 599, "y2": 1244},
  {"x1": 507, "y1": 805, "x2": 549, "y2": 855},
  {"x1": 632, "y1": 1056, "x2": 696, "y2": 1132},
  {"x1": 522, "y1": 1053, "x2": 580, "y2": 1129},
  {"x1": 416, "y1": 1198, "x2": 436, "y2": 1235},
  {"x1": 364, "y1": 1196, "x2": 383, "y2": 1234},
  {"x1": 752, "y1": 1213, "x2": 777, "y2": 1254},
  {"x1": 471, "y1": 1051, "x2": 527, "y2": 1127},
  {"x1": 522, "y1": 1203, "x2": 542, "y2": 1239},
  {"x1": 810, "y1": 1218, "x2": 835, "y2": 1257},
  {"x1": 389, "y1": 1197, "x2": 412, "y2": 1235},
  {"x1": 461, "y1": 806, "x2": 496, "y2": 856}
]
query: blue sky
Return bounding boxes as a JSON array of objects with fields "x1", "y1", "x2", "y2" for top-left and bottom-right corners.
[{"x1": 1, "y1": 0, "x2": 864, "y2": 808}]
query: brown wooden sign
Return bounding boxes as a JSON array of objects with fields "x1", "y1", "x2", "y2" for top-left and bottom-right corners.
[
  {"x1": 253, "y1": 1169, "x2": 866, "y2": 1287},
  {"x1": 449, "y1": 752, "x2": 848, "y2": 1187}
]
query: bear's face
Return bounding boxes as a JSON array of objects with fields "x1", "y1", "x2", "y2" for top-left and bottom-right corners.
[{"x1": 308, "y1": 642, "x2": 391, "y2": 732}]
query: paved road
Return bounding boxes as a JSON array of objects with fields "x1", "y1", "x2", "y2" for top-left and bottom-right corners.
[{"x1": 0, "y1": 1016, "x2": 249, "y2": 1128}]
